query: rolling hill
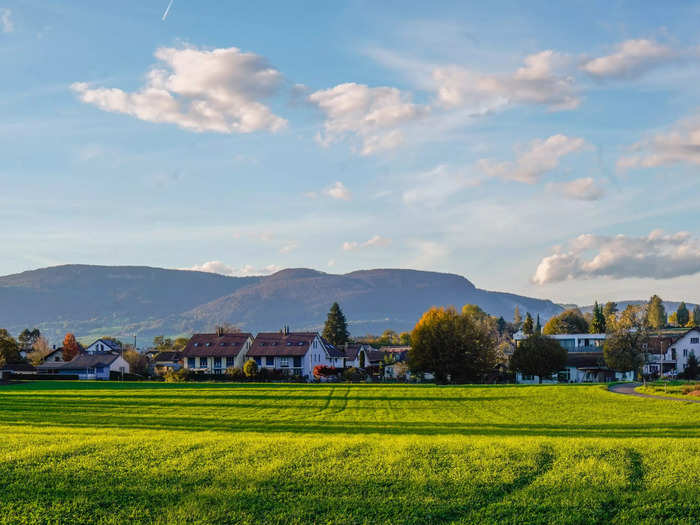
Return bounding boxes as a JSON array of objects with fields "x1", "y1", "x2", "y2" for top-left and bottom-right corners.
[{"x1": 0, "y1": 265, "x2": 563, "y2": 345}]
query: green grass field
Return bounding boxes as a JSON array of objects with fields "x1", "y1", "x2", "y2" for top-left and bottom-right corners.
[{"x1": 1, "y1": 381, "x2": 699, "y2": 524}]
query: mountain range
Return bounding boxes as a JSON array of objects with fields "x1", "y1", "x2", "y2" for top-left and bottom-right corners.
[{"x1": 0, "y1": 265, "x2": 565, "y2": 346}]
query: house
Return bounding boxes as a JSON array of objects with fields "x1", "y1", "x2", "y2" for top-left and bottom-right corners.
[
  {"x1": 57, "y1": 353, "x2": 129, "y2": 380},
  {"x1": 645, "y1": 328, "x2": 700, "y2": 377},
  {"x1": 151, "y1": 351, "x2": 183, "y2": 375},
  {"x1": 343, "y1": 343, "x2": 380, "y2": 368},
  {"x1": 0, "y1": 361, "x2": 36, "y2": 377},
  {"x1": 513, "y1": 332, "x2": 633, "y2": 383},
  {"x1": 85, "y1": 338, "x2": 122, "y2": 354},
  {"x1": 181, "y1": 331, "x2": 253, "y2": 374},
  {"x1": 247, "y1": 330, "x2": 344, "y2": 378},
  {"x1": 35, "y1": 347, "x2": 68, "y2": 374}
]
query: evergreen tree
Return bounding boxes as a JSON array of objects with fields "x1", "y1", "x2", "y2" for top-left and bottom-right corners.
[
  {"x1": 322, "y1": 302, "x2": 350, "y2": 347},
  {"x1": 496, "y1": 316, "x2": 507, "y2": 335},
  {"x1": 590, "y1": 301, "x2": 606, "y2": 334},
  {"x1": 535, "y1": 314, "x2": 541, "y2": 335},
  {"x1": 677, "y1": 302, "x2": 690, "y2": 327},
  {"x1": 694, "y1": 305, "x2": 700, "y2": 327},
  {"x1": 684, "y1": 352, "x2": 699, "y2": 380},
  {"x1": 647, "y1": 295, "x2": 666, "y2": 330},
  {"x1": 513, "y1": 306, "x2": 522, "y2": 330},
  {"x1": 522, "y1": 313, "x2": 534, "y2": 335}
]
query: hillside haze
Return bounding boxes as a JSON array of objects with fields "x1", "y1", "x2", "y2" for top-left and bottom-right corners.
[{"x1": 0, "y1": 265, "x2": 563, "y2": 345}]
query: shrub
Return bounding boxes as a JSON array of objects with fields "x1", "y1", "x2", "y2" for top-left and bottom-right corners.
[
  {"x1": 343, "y1": 367, "x2": 366, "y2": 382},
  {"x1": 682, "y1": 384, "x2": 700, "y2": 395},
  {"x1": 243, "y1": 359, "x2": 258, "y2": 378},
  {"x1": 164, "y1": 368, "x2": 190, "y2": 383},
  {"x1": 313, "y1": 365, "x2": 341, "y2": 380},
  {"x1": 225, "y1": 367, "x2": 245, "y2": 381}
]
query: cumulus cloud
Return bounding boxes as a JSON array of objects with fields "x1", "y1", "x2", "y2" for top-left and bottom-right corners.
[
  {"x1": 1, "y1": 8, "x2": 12, "y2": 33},
  {"x1": 342, "y1": 235, "x2": 391, "y2": 251},
  {"x1": 546, "y1": 177, "x2": 604, "y2": 201},
  {"x1": 478, "y1": 134, "x2": 586, "y2": 183},
  {"x1": 582, "y1": 39, "x2": 676, "y2": 79},
  {"x1": 72, "y1": 45, "x2": 287, "y2": 134},
  {"x1": 402, "y1": 164, "x2": 482, "y2": 206},
  {"x1": 618, "y1": 115, "x2": 700, "y2": 170},
  {"x1": 532, "y1": 230, "x2": 700, "y2": 284},
  {"x1": 308, "y1": 82, "x2": 428, "y2": 155},
  {"x1": 433, "y1": 50, "x2": 580, "y2": 112},
  {"x1": 324, "y1": 181, "x2": 351, "y2": 200},
  {"x1": 185, "y1": 261, "x2": 282, "y2": 277}
]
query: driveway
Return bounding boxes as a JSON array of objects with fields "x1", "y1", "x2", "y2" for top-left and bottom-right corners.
[{"x1": 608, "y1": 382, "x2": 700, "y2": 403}]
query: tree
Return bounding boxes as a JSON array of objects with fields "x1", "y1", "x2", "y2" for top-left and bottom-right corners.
[
  {"x1": 0, "y1": 331, "x2": 21, "y2": 367},
  {"x1": 646, "y1": 295, "x2": 666, "y2": 330},
  {"x1": 694, "y1": 306, "x2": 700, "y2": 327},
  {"x1": 408, "y1": 305, "x2": 498, "y2": 384},
  {"x1": 522, "y1": 313, "x2": 534, "y2": 335},
  {"x1": 153, "y1": 336, "x2": 173, "y2": 350},
  {"x1": 173, "y1": 337, "x2": 190, "y2": 351},
  {"x1": 18, "y1": 328, "x2": 41, "y2": 349},
  {"x1": 668, "y1": 312, "x2": 678, "y2": 327},
  {"x1": 513, "y1": 306, "x2": 522, "y2": 331},
  {"x1": 510, "y1": 335, "x2": 567, "y2": 383},
  {"x1": 398, "y1": 332, "x2": 411, "y2": 345},
  {"x1": 603, "y1": 302, "x2": 618, "y2": 317},
  {"x1": 590, "y1": 302, "x2": 606, "y2": 334},
  {"x1": 535, "y1": 314, "x2": 542, "y2": 335},
  {"x1": 677, "y1": 302, "x2": 690, "y2": 327},
  {"x1": 243, "y1": 359, "x2": 258, "y2": 378},
  {"x1": 62, "y1": 333, "x2": 80, "y2": 361},
  {"x1": 123, "y1": 349, "x2": 149, "y2": 377},
  {"x1": 26, "y1": 336, "x2": 51, "y2": 365},
  {"x1": 604, "y1": 305, "x2": 648, "y2": 378},
  {"x1": 542, "y1": 308, "x2": 589, "y2": 335},
  {"x1": 684, "y1": 352, "x2": 698, "y2": 380},
  {"x1": 497, "y1": 317, "x2": 507, "y2": 336},
  {"x1": 322, "y1": 302, "x2": 350, "y2": 347}
]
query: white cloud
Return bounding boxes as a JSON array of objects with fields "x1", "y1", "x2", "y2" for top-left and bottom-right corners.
[
  {"x1": 582, "y1": 39, "x2": 676, "y2": 79},
  {"x1": 402, "y1": 164, "x2": 482, "y2": 206},
  {"x1": 478, "y1": 134, "x2": 586, "y2": 183},
  {"x1": 279, "y1": 242, "x2": 298, "y2": 254},
  {"x1": 308, "y1": 82, "x2": 428, "y2": 155},
  {"x1": 185, "y1": 261, "x2": 282, "y2": 277},
  {"x1": 72, "y1": 45, "x2": 287, "y2": 134},
  {"x1": 324, "y1": 181, "x2": 351, "y2": 201},
  {"x1": 618, "y1": 114, "x2": 700, "y2": 170},
  {"x1": 532, "y1": 230, "x2": 700, "y2": 284},
  {"x1": 342, "y1": 235, "x2": 391, "y2": 251},
  {"x1": 546, "y1": 177, "x2": 604, "y2": 201},
  {"x1": 1, "y1": 8, "x2": 12, "y2": 33},
  {"x1": 433, "y1": 50, "x2": 580, "y2": 112}
]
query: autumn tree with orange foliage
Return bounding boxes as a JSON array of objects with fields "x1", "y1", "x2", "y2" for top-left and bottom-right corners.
[{"x1": 62, "y1": 333, "x2": 80, "y2": 361}]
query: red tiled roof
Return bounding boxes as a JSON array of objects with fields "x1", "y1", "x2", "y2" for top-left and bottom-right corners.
[
  {"x1": 182, "y1": 333, "x2": 252, "y2": 358},
  {"x1": 248, "y1": 332, "x2": 318, "y2": 357}
]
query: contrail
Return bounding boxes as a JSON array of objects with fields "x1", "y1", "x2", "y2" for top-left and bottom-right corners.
[{"x1": 162, "y1": 0, "x2": 174, "y2": 21}]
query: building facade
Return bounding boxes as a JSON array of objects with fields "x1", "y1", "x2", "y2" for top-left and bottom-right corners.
[{"x1": 181, "y1": 332, "x2": 253, "y2": 374}]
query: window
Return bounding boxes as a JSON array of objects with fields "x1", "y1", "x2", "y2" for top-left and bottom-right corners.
[
  {"x1": 522, "y1": 374, "x2": 534, "y2": 381},
  {"x1": 691, "y1": 338, "x2": 699, "y2": 344},
  {"x1": 214, "y1": 357, "x2": 222, "y2": 368},
  {"x1": 683, "y1": 349, "x2": 688, "y2": 357},
  {"x1": 671, "y1": 349, "x2": 677, "y2": 360},
  {"x1": 188, "y1": 358, "x2": 195, "y2": 368},
  {"x1": 280, "y1": 357, "x2": 290, "y2": 367},
  {"x1": 266, "y1": 356, "x2": 274, "y2": 366},
  {"x1": 226, "y1": 357, "x2": 236, "y2": 367},
  {"x1": 200, "y1": 357, "x2": 208, "y2": 368},
  {"x1": 293, "y1": 356, "x2": 302, "y2": 368},
  {"x1": 194, "y1": 343, "x2": 200, "y2": 347},
  {"x1": 254, "y1": 357, "x2": 261, "y2": 365}
]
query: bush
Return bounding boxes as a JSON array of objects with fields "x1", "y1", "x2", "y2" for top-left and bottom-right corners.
[
  {"x1": 343, "y1": 367, "x2": 366, "y2": 382},
  {"x1": 225, "y1": 367, "x2": 245, "y2": 381},
  {"x1": 682, "y1": 384, "x2": 700, "y2": 395},
  {"x1": 164, "y1": 368, "x2": 191, "y2": 383},
  {"x1": 313, "y1": 365, "x2": 341, "y2": 380},
  {"x1": 243, "y1": 359, "x2": 258, "y2": 378}
]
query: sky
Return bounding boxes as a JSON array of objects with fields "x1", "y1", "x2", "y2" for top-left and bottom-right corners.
[{"x1": 2, "y1": 0, "x2": 700, "y2": 306}]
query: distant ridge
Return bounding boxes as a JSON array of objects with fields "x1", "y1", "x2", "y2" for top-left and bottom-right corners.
[{"x1": 0, "y1": 264, "x2": 563, "y2": 345}]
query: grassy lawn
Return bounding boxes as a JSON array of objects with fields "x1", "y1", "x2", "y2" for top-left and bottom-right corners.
[
  {"x1": 636, "y1": 381, "x2": 700, "y2": 399},
  {"x1": 0, "y1": 381, "x2": 699, "y2": 524}
]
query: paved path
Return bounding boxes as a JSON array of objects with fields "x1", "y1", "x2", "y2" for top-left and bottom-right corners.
[{"x1": 608, "y1": 382, "x2": 700, "y2": 403}]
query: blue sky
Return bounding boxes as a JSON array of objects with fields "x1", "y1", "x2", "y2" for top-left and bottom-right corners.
[{"x1": 2, "y1": 0, "x2": 700, "y2": 305}]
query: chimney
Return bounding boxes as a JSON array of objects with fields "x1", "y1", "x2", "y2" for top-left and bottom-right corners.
[{"x1": 216, "y1": 326, "x2": 224, "y2": 337}]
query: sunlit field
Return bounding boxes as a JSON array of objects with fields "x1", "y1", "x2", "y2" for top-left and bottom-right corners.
[{"x1": 1, "y1": 381, "x2": 699, "y2": 524}]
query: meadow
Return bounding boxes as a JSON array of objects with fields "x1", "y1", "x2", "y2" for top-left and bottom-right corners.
[{"x1": 0, "y1": 381, "x2": 699, "y2": 524}]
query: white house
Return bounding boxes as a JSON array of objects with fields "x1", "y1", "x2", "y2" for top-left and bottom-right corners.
[
  {"x1": 85, "y1": 338, "x2": 122, "y2": 354},
  {"x1": 513, "y1": 332, "x2": 633, "y2": 384},
  {"x1": 182, "y1": 331, "x2": 254, "y2": 374},
  {"x1": 645, "y1": 328, "x2": 700, "y2": 377},
  {"x1": 35, "y1": 347, "x2": 68, "y2": 374},
  {"x1": 58, "y1": 353, "x2": 129, "y2": 380},
  {"x1": 247, "y1": 330, "x2": 344, "y2": 378}
]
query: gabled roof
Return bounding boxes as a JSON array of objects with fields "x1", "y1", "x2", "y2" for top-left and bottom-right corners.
[
  {"x1": 88, "y1": 338, "x2": 122, "y2": 351},
  {"x1": 154, "y1": 351, "x2": 182, "y2": 363},
  {"x1": 182, "y1": 333, "x2": 252, "y2": 358},
  {"x1": 248, "y1": 332, "x2": 319, "y2": 357},
  {"x1": 60, "y1": 354, "x2": 121, "y2": 369},
  {"x1": 670, "y1": 327, "x2": 700, "y2": 346}
]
